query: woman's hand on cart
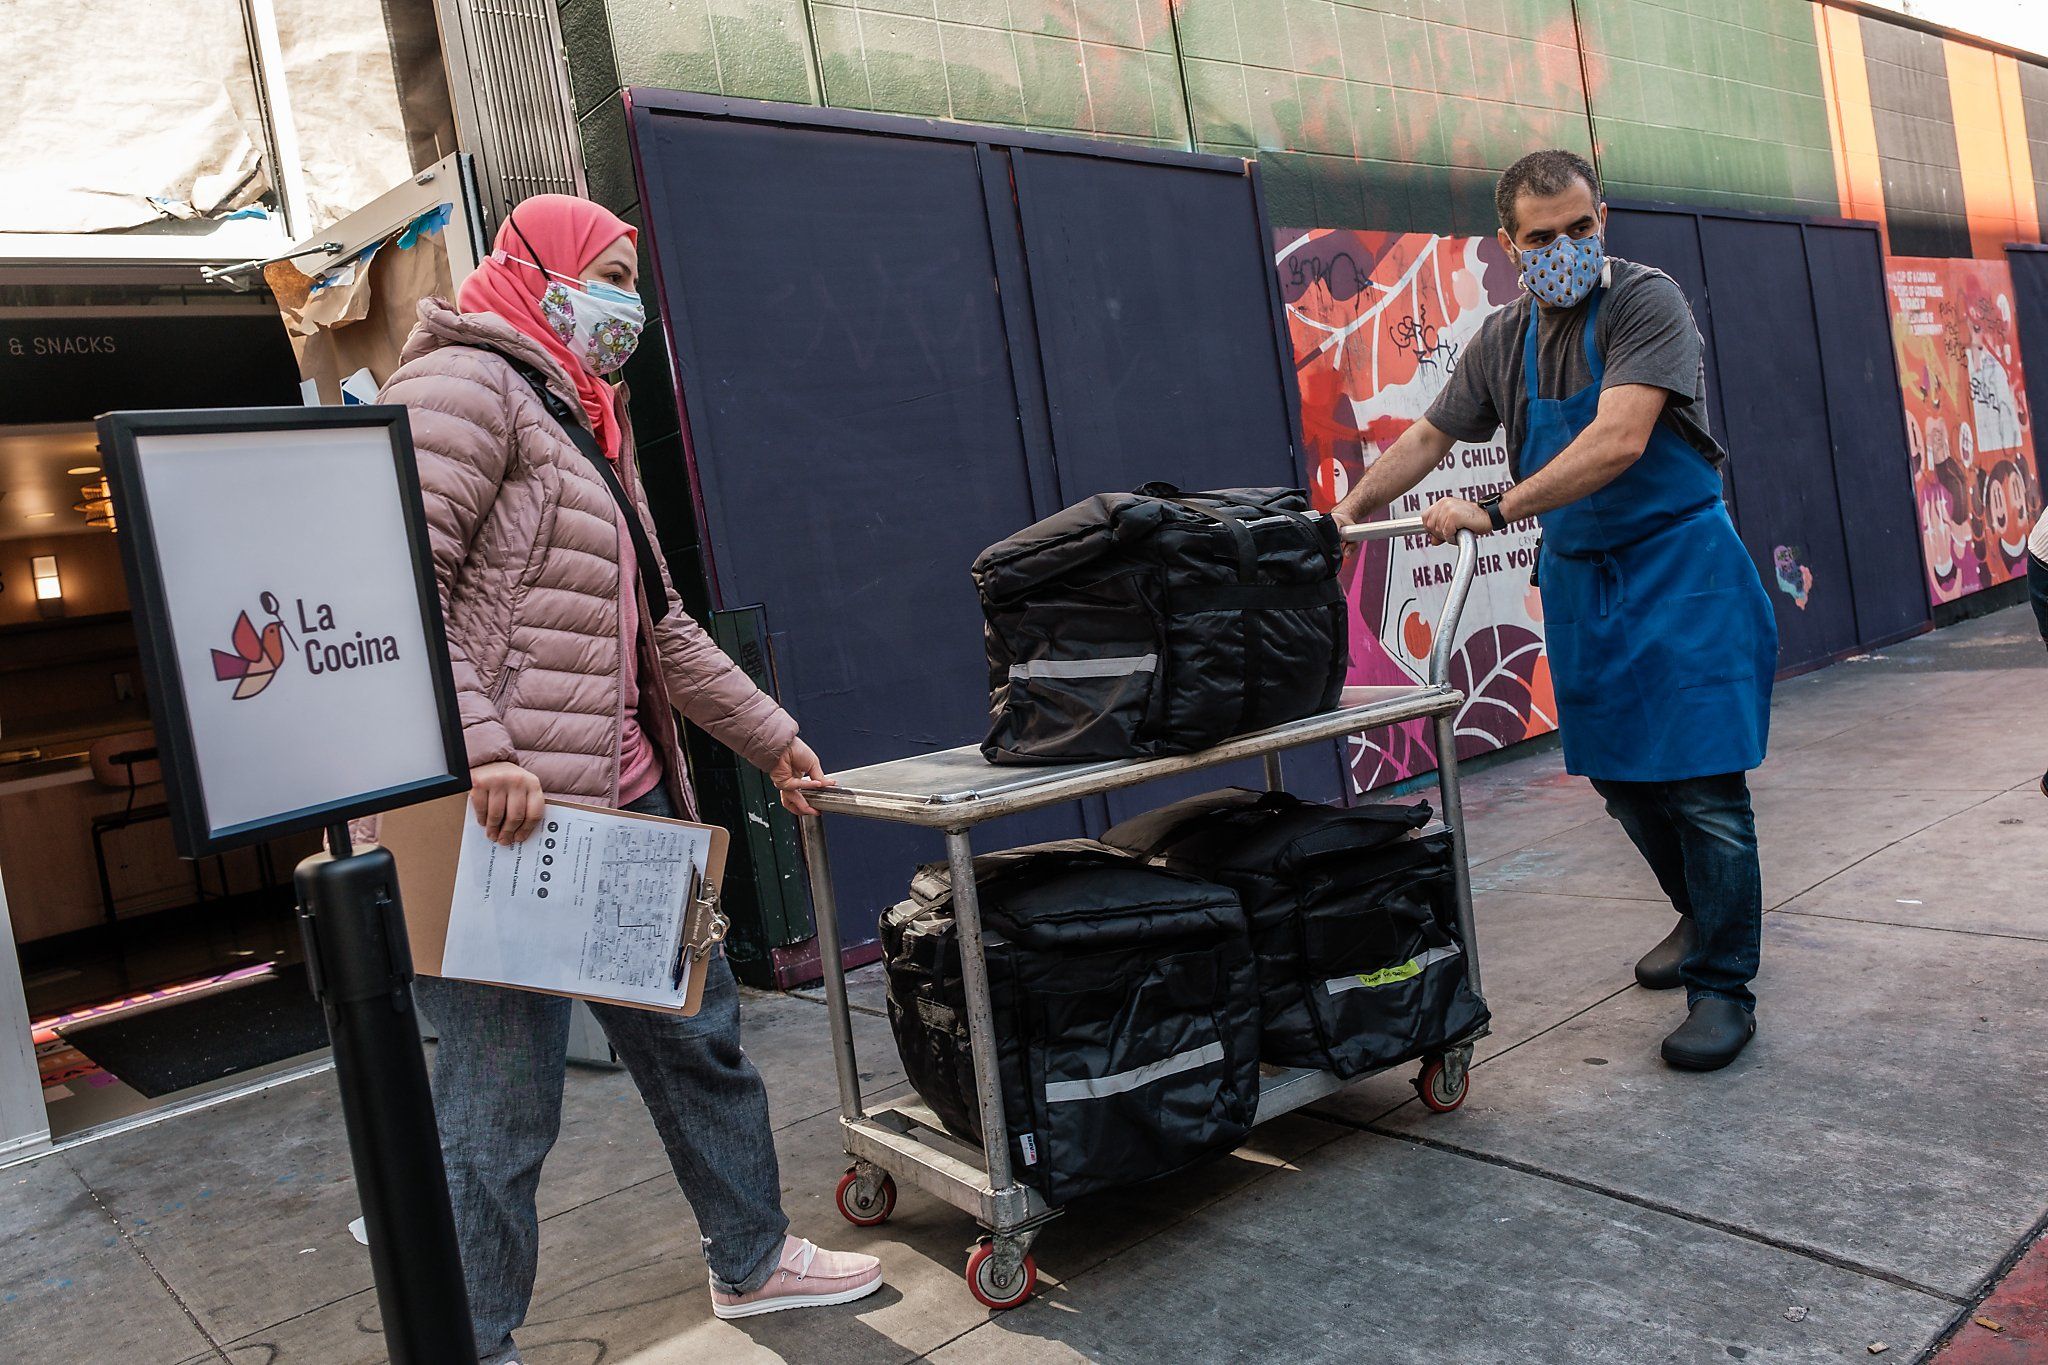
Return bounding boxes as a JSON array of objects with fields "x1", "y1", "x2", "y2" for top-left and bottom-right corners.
[
  {"x1": 470, "y1": 760, "x2": 546, "y2": 845},
  {"x1": 771, "y1": 739, "x2": 835, "y2": 817}
]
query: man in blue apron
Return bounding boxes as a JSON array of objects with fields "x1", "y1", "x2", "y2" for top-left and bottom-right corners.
[{"x1": 1331, "y1": 149, "x2": 1777, "y2": 1072}]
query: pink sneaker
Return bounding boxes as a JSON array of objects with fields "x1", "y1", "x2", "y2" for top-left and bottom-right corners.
[{"x1": 710, "y1": 1236, "x2": 883, "y2": 1319}]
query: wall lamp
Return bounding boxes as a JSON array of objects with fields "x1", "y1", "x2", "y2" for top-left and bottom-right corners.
[{"x1": 32, "y1": 555, "x2": 63, "y2": 618}]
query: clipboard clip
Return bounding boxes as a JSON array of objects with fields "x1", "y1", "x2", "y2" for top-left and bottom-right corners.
[{"x1": 684, "y1": 878, "x2": 729, "y2": 954}]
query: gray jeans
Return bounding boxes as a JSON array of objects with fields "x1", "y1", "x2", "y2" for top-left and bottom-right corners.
[{"x1": 413, "y1": 783, "x2": 788, "y2": 1364}]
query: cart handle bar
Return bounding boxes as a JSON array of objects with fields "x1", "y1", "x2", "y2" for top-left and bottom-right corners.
[{"x1": 1338, "y1": 517, "x2": 1480, "y2": 689}]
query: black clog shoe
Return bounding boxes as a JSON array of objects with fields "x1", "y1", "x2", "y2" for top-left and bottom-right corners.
[
  {"x1": 1661, "y1": 997, "x2": 1755, "y2": 1072},
  {"x1": 1635, "y1": 917, "x2": 1694, "y2": 991}
]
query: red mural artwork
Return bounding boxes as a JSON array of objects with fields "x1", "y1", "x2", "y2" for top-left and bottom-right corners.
[{"x1": 1277, "y1": 228, "x2": 1558, "y2": 795}]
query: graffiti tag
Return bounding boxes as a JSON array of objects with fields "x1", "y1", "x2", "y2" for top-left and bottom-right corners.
[{"x1": 1388, "y1": 300, "x2": 1459, "y2": 372}]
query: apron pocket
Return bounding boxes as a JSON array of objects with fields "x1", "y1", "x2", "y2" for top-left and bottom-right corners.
[
  {"x1": 1642, "y1": 588, "x2": 1759, "y2": 687},
  {"x1": 1543, "y1": 613, "x2": 1606, "y2": 707}
]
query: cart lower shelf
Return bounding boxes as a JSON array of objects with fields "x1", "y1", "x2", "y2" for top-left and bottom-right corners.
[{"x1": 829, "y1": 1038, "x2": 1482, "y2": 1309}]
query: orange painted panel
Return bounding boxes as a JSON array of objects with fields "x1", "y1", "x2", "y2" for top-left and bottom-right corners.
[
  {"x1": 1947, "y1": 40, "x2": 2021, "y2": 260},
  {"x1": 1995, "y1": 55, "x2": 2040, "y2": 244},
  {"x1": 1816, "y1": 4, "x2": 1886, "y2": 236}
]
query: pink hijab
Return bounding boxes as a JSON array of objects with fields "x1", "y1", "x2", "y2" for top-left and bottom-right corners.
[{"x1": 457, "y1": 194, "x2": 638, "y2": 460}]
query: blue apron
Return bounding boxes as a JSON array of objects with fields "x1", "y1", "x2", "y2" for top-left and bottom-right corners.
[{"x1": 1524, "y1": 288, "x2": 1778, "y2": 782}]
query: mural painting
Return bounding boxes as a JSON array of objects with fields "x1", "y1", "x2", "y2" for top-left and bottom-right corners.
[
  {"x1": 1277, "y1": 228, "x2": 1556, "y2": 794},
  {"x1": 1885, "y1": 257, "x2": 2040, "y2": 605}
]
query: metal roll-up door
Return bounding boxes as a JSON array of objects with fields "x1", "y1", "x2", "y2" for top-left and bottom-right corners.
[{"x1": 433, "y1": 0, "x2": 585, "y2": 228}]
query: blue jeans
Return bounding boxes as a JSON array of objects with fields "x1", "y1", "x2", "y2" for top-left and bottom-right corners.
[
  {"x1": 412, "y1": 783, "x2": 788, "y2": 1364},
  {"x1": 1589, "y1": 772, "x2": 1762, "y2": 1010}
]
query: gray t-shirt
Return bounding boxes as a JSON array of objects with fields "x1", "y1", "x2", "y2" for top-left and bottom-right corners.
[{"x1": 1425, "y1": 257, "x2": 1724, "y2": 479}]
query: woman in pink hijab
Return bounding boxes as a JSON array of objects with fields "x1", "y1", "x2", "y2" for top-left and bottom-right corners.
[{"x1": 382, "y1": 194, "x2": 880, "y2": 1361}]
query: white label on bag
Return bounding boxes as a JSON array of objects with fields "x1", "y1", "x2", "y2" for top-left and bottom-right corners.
[{"x1": 1019, "y1": 1133, "x2": 1039, "y2": 1166}]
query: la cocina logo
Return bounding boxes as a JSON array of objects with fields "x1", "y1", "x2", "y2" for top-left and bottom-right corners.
[{"x1": 211, "y1": 591, "x2": 403, "y2": 700}]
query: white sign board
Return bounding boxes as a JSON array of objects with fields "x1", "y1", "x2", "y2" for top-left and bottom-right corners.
[{"x1": 100, "y1": 408, "x2": 465, "y2": 854}]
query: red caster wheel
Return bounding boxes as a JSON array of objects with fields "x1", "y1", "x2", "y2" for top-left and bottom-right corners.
[
  {"x1": 1415, "y1": 1055, "x2": 1470, "y2": 1113},
  {"x1": 834, "y1": 1169, "x2": 896, "y2": 1227},
  {"x1": 966, "y1": 1239, "x2": 1037, "y2": 1310}
]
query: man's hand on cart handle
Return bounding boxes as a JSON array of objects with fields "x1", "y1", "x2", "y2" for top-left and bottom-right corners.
[
  {"x1": 1421, "y1": 497, "x2": 1493, "y2": 546},
  {"x1": 771, "y1": 739, "x2": 836, "y2": 817}
]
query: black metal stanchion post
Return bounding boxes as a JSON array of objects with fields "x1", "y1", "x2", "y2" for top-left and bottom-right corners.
[{"x1": 295, "y1": 823, "x2": 473, "y2": 1363}]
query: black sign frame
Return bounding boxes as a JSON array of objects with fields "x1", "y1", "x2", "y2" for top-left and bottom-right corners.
[{"x1": 96, "y1": 405, "x2": 468, "y2": 857}]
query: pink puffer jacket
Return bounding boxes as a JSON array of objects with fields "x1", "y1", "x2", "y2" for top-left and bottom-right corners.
[{"x1": 381, "y1": 297, "x2": 797, "y2": 816}]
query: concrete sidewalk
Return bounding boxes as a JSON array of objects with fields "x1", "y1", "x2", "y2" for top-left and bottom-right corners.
[{"x1": 5, "y1": 608, "x2": 2045, "y2": 1364}]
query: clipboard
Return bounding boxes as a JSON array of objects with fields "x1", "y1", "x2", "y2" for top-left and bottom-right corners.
[{"x1": 374, "y1": 793, "x2": 731, "y2": 1016}]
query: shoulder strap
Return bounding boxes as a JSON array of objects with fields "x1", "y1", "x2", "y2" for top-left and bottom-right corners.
[
  {"x1": 1520, "y1": 301, "x2": 1543, "y2": 404},
  {"x1": 1520, "y1": 286, "x2": 1608, "y2": 405},
  {"x1": 498, "y1": 352, "x2": 669, "y2": 627},
  {"x1": 1579, "y1": 285, "x2": 1608, "y2": 384}
]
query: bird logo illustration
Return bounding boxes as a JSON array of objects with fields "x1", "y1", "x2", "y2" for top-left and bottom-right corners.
[{"x1": 211, "y1": 593, "x2": 294, "y2": 699}]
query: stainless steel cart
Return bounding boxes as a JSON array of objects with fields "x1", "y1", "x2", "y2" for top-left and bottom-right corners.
[{"x1": 796, "y1": 519, "x2": 1484, "y2": 1308}]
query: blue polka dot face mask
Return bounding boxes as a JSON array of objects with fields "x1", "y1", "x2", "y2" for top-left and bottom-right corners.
[{"x1": 1517, "y1": 231, "x2": 1605, "y2": 308}]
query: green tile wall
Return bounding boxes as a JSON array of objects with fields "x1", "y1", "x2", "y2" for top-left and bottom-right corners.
[
  {"x1": 1576, "y1": 0, "x2": 1837, "y2": 219},
  {"x1": 807, "y1": 1, "x2": 1188, "y2": 145},
  {"x1": 560, "y1": 0, "x2": 2045, "y2": 242},
  {"x1": 564, "y1": 0, "x2": 819, "y2": 118},
  {"x1": 562, "y1": 0, "x2": 822, "y2": 220},
  {"x1": 1174, "y1": 0, "x2": 1594, "y2": 234}
]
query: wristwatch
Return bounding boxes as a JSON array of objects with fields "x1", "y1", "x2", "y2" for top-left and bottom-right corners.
[{"x1": 1478, "y1": 494, "x2": 1508, "y2": 533}]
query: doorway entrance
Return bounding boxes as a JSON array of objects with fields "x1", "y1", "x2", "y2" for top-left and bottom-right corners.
[
  {"x1": 0, "y1": 155, "x2": 500, "y2": 1152},
  {"x1": 0, "y1": 303, "x2": 320, "y2": 1145}
]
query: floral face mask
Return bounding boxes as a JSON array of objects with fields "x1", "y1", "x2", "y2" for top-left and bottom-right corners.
[
  {"x1": 498, "y1": 218, "x2": 645, "y2": 376},
  {"x1": 535, "y1": 272, "x2": 644, "y2": 376}
]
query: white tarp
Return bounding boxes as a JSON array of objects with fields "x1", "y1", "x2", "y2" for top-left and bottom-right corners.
[
  {"x1": 1, "y1": 0, "x2": 453, "y2": 239},
  {"x1": 272, "y1": 0, "x2": 436, "y2": 233},
  {"x1": 0, "y1": 0, "x2": 270, "y2": 233}
]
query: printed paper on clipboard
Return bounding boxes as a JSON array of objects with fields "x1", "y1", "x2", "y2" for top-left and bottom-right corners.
[{"x1": 441, "y1": 801, "x2": 727, "y2": 1013}]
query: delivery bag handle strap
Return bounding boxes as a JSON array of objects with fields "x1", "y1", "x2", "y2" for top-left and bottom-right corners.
[
  {"x1": 498, "y1": 352, "x2": 671, "y2": 627},
  {"x1": 1135, "y1": 482, "x2": 1257, "y2": 583}
]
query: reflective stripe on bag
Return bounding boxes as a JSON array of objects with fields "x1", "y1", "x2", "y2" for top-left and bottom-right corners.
[
  {"x1": 1008, "y1": 654, "x2": 1159, "y2": 681},
  {"x1": 1041, "y1": 1041, "x2": 1225, "y2": 1103}
]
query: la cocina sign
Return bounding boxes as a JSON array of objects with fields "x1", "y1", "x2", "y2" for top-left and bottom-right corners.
[{"x1": 212, "y1": 590, "x2": 403, "y2": 700}]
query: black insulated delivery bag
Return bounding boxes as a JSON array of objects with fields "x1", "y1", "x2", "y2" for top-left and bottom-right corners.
[
  {"x1": 1103, "y1": 789, "x2": 1489, "y2": 1077},
  {"x1": 972, "y1": 484, "x2": 1347, "y2": 763},
  {"x1": 879, "y1": 840, "x2": 1261, "y2": 1205}
]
